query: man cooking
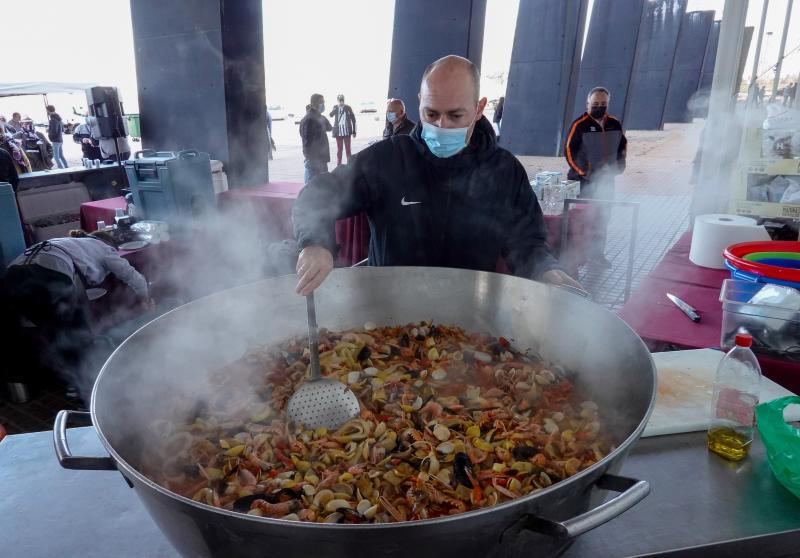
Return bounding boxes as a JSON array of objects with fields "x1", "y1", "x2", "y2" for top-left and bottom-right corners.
[{"x1": 293, "y1": 55, "x2": 580, "y2": 295}]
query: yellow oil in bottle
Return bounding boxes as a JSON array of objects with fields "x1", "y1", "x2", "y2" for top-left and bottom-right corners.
[{"x1": 707, "y1": 427, "x2": 752, "y2": 461}]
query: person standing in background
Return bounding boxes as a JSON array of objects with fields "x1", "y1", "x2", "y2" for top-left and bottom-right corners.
[
  {"x1": 72, "y1": 120, "x2": 103, "y2": 161},
  {"x1": 493, "y1": 96, "x2": 504, "y2": 134},
  {"x1": 565, "y1": 86, "x2": 627, "y2": 269},
  {"x1": 266, "y1": 108, "x2": 276, "y2": 161},
  {"x1": 329, "y1": 94, "x2": 356, "y2": 166},
  {"x1": 299, "y1": 93, "x2": 332, "y2": 183},
  {"x1": 383, "y1": 98, "x2": 415, "y2": 138},
  {"x1": 47, "y1": 105, "x2": 68, "y2": 169}
]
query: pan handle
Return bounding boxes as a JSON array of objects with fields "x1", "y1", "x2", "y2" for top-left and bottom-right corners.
[
  {"x1": 53, "y1": 410, "x2": 116, "y2": 471},
  {"x1": 512, "y1": 474, "x2": 649, "y2": 540}
]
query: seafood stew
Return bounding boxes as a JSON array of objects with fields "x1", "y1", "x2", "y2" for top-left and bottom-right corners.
[{"x1": 145, "y1": 322, "x2": 613, "y2": 524}]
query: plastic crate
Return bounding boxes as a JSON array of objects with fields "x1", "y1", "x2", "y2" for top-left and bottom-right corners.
[{"x1": 719, "y1": 279, "x2": 800, "y2": 355}]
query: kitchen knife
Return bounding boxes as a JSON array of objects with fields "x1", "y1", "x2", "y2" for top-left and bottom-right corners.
[{"x1": 666, "y1": 293, "x2": 701, "y2": 323}]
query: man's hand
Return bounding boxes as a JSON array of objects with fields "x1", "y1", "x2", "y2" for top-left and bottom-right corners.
[
  {"x1": 296, "y1": 246, "x2": 334, "y2": 295},
  {"x1": 82, "y1": 138, "x2": 92, "y2": 144},
  {"x1": 352, "y1": 133, "x2": 357, "y2": 138},
  {"x1": 541, "y1": 269, "x2": 585, "y2": 292}
]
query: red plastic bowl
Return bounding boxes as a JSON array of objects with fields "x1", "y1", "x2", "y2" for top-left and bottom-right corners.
[{"x1": 724, "y1": 241, "x2": 800, "y2": 282}]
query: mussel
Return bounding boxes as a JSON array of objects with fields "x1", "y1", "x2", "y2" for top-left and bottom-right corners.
[
  {"x1": 454, "y1": 452, "x2": 474, "y2": 488},
  {"x1": 337, "y1": 507, "x2": 367, "y2": 524},
  {"x1": 512, "y1": 446, "x2": 539, "y2": 460}
]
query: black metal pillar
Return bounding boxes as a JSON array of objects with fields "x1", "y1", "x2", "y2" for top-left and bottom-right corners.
[
  {"x1": 572, "y1": 0, "x2": 645, "y2": 124},
  {"x1": 501, "y1": 0, "x2": 589, "y2": 156},
  {"x1": 387, "y1": 0, "x2": 487, "y2": 121},
  {"x1": 624, "y1": 0, "x2": 687, "y2": 130},
  {"x1": 129, "y1": 0, "x2": 268, "y2": 188},
  {"x1": 699, "y1": 20, "x2": 721, "y2": 93},
  {"x1": 664, "y1": 10, "x2": 715, "y2": 123}
]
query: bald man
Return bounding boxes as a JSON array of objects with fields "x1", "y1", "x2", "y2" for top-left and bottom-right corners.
[
  {"x1": 293, "y1": 55, "x2": 581, "y2": 295},
  {"x1": 383, "y1": 99, "x2": 415, "y2": 138}
]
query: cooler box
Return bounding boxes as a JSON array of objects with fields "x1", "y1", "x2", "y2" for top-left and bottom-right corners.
[
  {"x1": 124, "y1": 150, "x2": 216, "y2": 226},
  {"x1": 0, "y1": 182, "x2": 25, "y2": 269}
]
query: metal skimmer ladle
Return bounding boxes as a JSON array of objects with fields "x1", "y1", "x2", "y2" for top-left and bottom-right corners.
[{"x1": 286, "y1": 292, "x2": 361, "y2": 431}]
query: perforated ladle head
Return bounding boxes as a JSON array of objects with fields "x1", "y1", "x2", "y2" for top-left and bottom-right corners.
[{"x1": 286, "y1": 293, "x2": 360, "y2": 431}]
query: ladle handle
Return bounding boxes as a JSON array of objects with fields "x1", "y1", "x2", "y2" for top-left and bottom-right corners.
[{"x1": 306, "y1": 293, "x2": 321, "y2": 381}]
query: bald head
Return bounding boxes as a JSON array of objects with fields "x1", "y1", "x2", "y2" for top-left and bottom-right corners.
[
  {"x1": 418, "y1": 55, "x2": 487, "y2": 132},
  {"x1": 421, "y1": 55, "x2": 480, "y2": 104},
  {"x1": 387, "y1": 98, "x2": 405, "y2": 117}
]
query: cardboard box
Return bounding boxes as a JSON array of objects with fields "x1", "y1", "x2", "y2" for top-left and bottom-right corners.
[{"x1": 729, "y1": 127, "x2": 800, "y2": 218}]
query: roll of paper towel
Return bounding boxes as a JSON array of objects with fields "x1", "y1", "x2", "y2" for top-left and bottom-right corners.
[{"x1": 689, "y1": 214, "x2": 771, "y2": 269}]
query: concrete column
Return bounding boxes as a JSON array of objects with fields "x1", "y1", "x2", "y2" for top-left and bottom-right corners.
[
  {"x1": 387, "y1": 0, "x2": 487, "y2": 121},
  {"x1": 771, "y1": 0, "x2": 794, "y2": 97},
  {"x1": 699, "y1": 20, "x2": 721, "y2": 93},
  {"x1": 501, "y1": 0, "x2": 589, "y2": 156},
  {"x1": 736, "y1": 27, "x2": 755, "y2": 95},
  {"x1": 693, "y1": 0, "x2": 749, "y2": 218},
  {"x1": 624, "y1": 0, "x2": 687, "y2": 130},
  {"x1": 129, "y1": 0, "x2": 268, "y2": 187},
  {"x1": 572, "y1": 0, "x2": 645, "y2": 124},
  {"x1": 664, "y1": 10, "x2": 715, "y2": 123}
]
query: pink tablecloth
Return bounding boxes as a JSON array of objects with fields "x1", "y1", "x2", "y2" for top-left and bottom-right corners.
[
  {"x1": 218, "y1": 182, "x2": 369, "y2": 266},
  {"x1": 617, "y1": 230, "x2": 800, "y2": 393},
  {"x1": 80, "y1": 196, "x2": 127, "y2": 232}
]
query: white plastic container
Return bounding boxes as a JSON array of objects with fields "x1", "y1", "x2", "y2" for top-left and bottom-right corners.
[{"x1": 210, "y1": 159, "x2": 229, "y2": 194}]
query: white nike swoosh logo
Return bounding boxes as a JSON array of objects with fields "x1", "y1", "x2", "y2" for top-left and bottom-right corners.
[{"x1": 401, "y1": 197, "x2": 421, "y2": 206}]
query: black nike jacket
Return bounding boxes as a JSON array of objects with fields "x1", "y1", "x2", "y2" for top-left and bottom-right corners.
[{"x1": 292, "y1": 116, "x2": 560, "y2": 280}]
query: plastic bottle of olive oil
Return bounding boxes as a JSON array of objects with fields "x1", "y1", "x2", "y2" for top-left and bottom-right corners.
[{"x1": 707, "y1": 333, "x2": 761, "y2": 461}]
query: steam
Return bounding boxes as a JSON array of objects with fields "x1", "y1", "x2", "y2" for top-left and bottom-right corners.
[{"x1": 56, "y1": 202, "x2": 301, "y2": 407}]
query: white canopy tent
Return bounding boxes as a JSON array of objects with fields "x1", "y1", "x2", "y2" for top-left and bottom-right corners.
[{"x1": 0, "y1": 81, "x2": 96, "y2": 98}]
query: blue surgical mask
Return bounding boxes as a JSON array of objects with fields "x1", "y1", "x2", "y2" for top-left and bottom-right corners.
[
  {"x1": 318, "y1": 103, "x2": 325, "y2": 113},
  {"x1": 386, "y1": 112, "x2": 397, "y2": 123},
  {"x1": 421, "y1": 121, "x2": 469, "y2": 158}
]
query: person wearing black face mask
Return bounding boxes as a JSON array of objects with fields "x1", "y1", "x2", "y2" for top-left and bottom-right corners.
[
  {"x1": 299, "y1": 93, "x2": 332, "y2": 183},
  {"x1": 565, "y1": 86, "x2": 627, "y2": 268}
]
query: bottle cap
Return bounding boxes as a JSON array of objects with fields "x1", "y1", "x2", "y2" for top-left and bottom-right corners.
[{"x1": 735, "y1": 333, "x2": 753, "y2": 348}]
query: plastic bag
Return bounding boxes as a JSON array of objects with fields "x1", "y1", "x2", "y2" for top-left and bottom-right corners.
[{"x1": 755, "y1": 396, "x2": 800, "y2": 500}]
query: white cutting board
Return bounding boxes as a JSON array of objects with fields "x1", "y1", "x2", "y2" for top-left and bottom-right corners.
[{"x1": 642, "y1": 349, "x2": 800, "y2": 437}]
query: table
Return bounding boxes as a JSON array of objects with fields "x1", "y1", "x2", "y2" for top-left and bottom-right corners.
[
  {"x1": 80, "y1": 196, "x2": 128, "y2": 231},
  {"x1": 543, "y1": 205, "x2": 594, "y2": 273},
  {"x1": 618, "y1": 230, "x2": 800, "y2": 393},
  {"x1": 3, "y1": 426, "x2": 798, "y2": 558},
  {"x1": 217, "y1": 183, "x2": 370, "y2": 266}
]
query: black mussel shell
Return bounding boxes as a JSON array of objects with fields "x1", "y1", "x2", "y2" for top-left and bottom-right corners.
[
  {"x1": 337, "y1": 507, "x2": 367, "y2": 523},
  {"x1": 454, "y1": 452, "x2": 474, "y2": 488},
  {"x1": 512, "y1": 446, "x2": 539, "y2": 460}
]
